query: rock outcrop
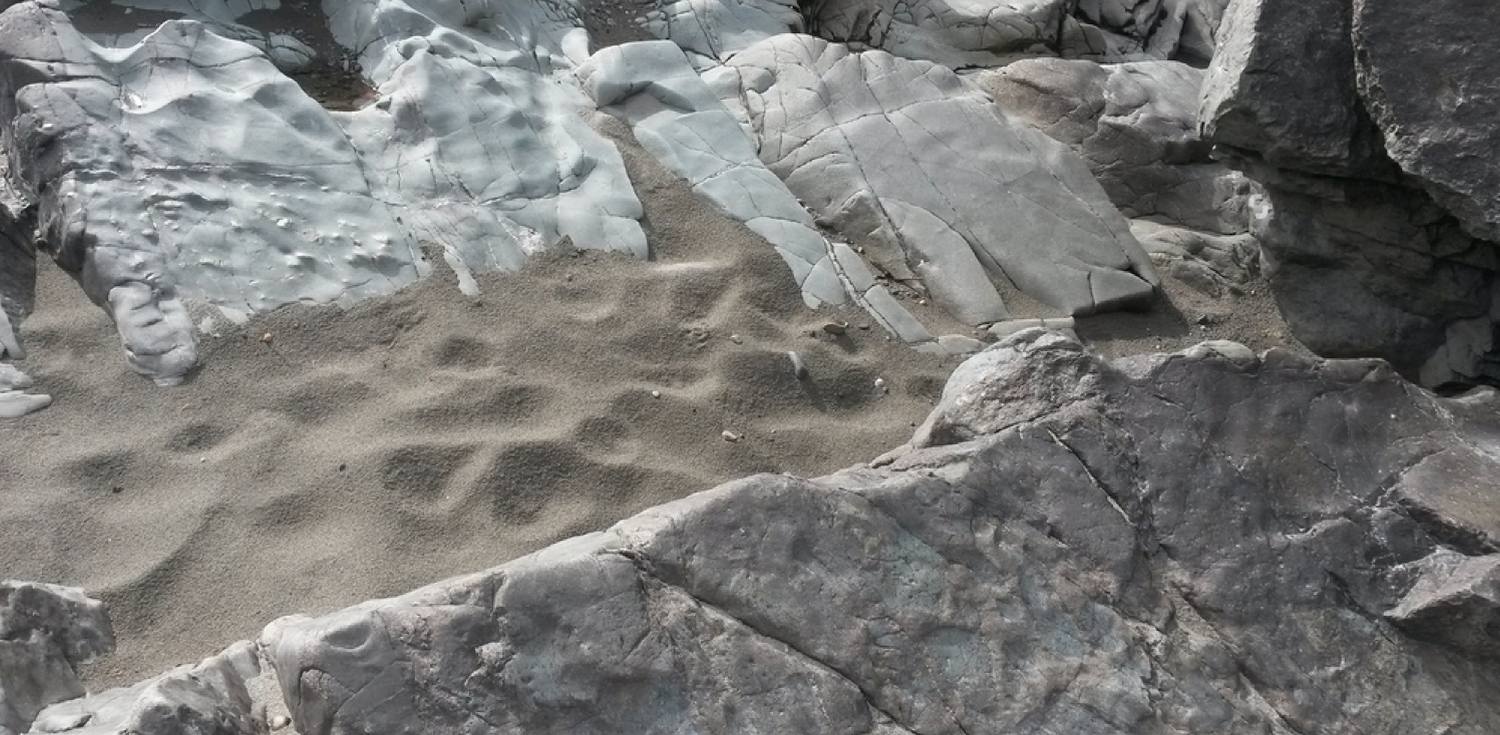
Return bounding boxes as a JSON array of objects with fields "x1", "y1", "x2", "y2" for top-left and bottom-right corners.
[
  {"x1": 250, "y1": 331, "x2": 1500, "y2": 733},
  {"x1": 980, "y1": 56, "x2": 1256, "y2": 235},
  {"x1": 0, "y1": 582, "x2": 114, "y2": 735},
  {"x1": 1199, "y1": 0, "x2": 1500, "y2": 388},
  {"x1": 18, "y1": 331, "x2": 1496, "y2": 733}
]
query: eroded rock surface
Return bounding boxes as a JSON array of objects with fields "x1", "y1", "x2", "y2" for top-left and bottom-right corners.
[
  {"x1": 981, "y1": 57, "x2": 1255, "y2": 234},
  {"x1": 0, "y1": 0, "x2": 645, "y2": 385},
  {"x1": 250, "y1": 330, "x2": 1500, "y2": 734},
  {"x1": 0, "y1": 582, "x2": 113, "y2": 735},
  {"x1": 1199, "y1": 0, "x2": 1500, "y2": 388},
  {"x1": 722, "y1": 35, "x2": 1159, "y2": 321}
]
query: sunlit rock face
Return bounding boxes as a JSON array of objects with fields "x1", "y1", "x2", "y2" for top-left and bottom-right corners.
[{"x1": 0, "y1": 0, "x2": 645, "y2": 385}]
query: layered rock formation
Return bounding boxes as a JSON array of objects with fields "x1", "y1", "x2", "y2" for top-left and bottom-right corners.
[
  {"x1": 1199, "y1": 0, "x2": 1500, "y2": 388},
  {"x1": 11, "y1": 330, "x2": 1500, "y2": 734}
]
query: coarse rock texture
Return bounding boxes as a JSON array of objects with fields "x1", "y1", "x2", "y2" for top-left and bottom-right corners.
[
  {"x1": 978, "y1": 56, "x2": 1256, "y2": 234},
  {"x1": 1072, "y1": 0, "x2": 1230, "y2": 65},
  {"x1": 0, "y1": 582, "x2": 114, "y2": 735},
  {"x1": 1351, "y1": 0, "x2": 1500, "y2": 244},
  {"x1": 1198, "y1": 0, "x2": 1500, "y2": 389},
  {"x1": 1130, "y1": 219, "x2": 1257, "y2": 298},
  {"x1": 206, "y1": 329, "x2": 1500, "y2": 734},
  {"x1": 723, "y1": 34, "x2": 1160, "y2": 322},
  {"x1": 25, "y1": 642, "x2": 264, "y2": 735}
]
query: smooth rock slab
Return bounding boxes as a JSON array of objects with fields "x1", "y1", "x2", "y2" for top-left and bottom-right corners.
[
  {"x1": 260, "y1": 330, "x2": 1500, "y2": 734},
  {"x1": 579, "y1": 40, "x2": 932, "y2": 341},
  {"x1": 723, "y1": 34, "x2": 1158, "y2": 320},
  {"x1": 981, "y1": 57, "x2": 1255, "y2": 234}
]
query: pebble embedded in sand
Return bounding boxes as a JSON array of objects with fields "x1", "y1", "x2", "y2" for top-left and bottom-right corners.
[
  {"x1": 787, "y1": 351, "x2": 808, "y2": 379},
  {"x1": 651, "y1": 390, "x2": 661, "y2": 399},
  {"x1": 721, "y1": 430, "x2": 740, "y2": 442},
  {"x1": 823, "y1": 322, "x2": 847, "y2": 335},
  {"x1": 270, "y1": 715, "x2": 290, "y2": 730}
]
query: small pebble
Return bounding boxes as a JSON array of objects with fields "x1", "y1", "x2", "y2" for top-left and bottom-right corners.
[
  {"x1": 270, "y1": 715, "x2": 290, "y2": 730},
  {"x1": 874, "y1": 377, "x2": 887, "y2": 393},
  {"x1": 822, "y1": 322, "x2": 847, "y2": 335},
  {"x1": 721, "y1": 430, "x2": 740, "y2": 442},
  {"x1": 260, "y1": 332, "x2": 274, "y2": 345},
  {"x1": 857, "y1": 323, "x2": 870, "y2": 330},
  {"x1": 730, "y1": 334, "x2": 743, "y2": 344},
  {"x1": 651, "y1": 390, "x2": 661, "y2": 399}
]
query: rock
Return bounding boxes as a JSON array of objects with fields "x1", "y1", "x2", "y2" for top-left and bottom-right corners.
[
  {"x1": 1072, "y1": 0, "x2": 1231, "y2": 64},
  {"x1": 1199, "y1": 0, "x2": 1385, "y2": 176},
  {"x1": 1131, "y1": 219, "x2": 1259, "y2": 297},
  {"x1": 0, "y1": 206, "x2": 33, "y2": 337},
  {"x1": 578, "y1": 40, "x2": 931, "y2": 341},
  {"x1": 0, "y1": 582, "x2": 113, "y2": 735},
  {"x1": 1352, "y1": 0, "x2": 1500, "y2": 243},
  {"x1": 727, "y1": 35, "x2": 1159, "y2": 319},
  {"x1": 0, "y1": 0, "x2": 646, "y2": 384},
  {"x1": 1197, "y1": 0, "x2": 1500, "y2": 389},
  {"x1": 252, "y1": 330, "x2": 1500, "y2": 734},
  {"x1": 26, "y1": 642, "x2": 264, "y2": 735},
  {"x1": 982, "y1": 57, "x2": 1257, "y2": 235},
  {"x1": 987, "y1": 316, "x2": 1077, "y2": 340},
  {"x1": 1387, "y1": 551, "x2": 1500, "y2": 659}
]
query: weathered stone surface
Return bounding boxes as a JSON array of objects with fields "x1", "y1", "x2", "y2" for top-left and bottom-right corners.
[
  {"x1": 1198, "y1": 0, "x2": 1384, "y2": 176},
  {"x1": 1352, "y1": 0, "x2": 1500, "y2": 243},
  {"x1": 578, "y1": 40, "x2": 933, "y2": 340},
  {"x1": 981, "y1": 57, "x2": 1255, "y2": 234},
  {"x1": 1131, "y1": 219, "x2": 1258, "y2": 297},
  {"x1": 0, "y1": 582, "x2": 113, "y2": 735},
  {"x1": 0, "y1": 0, "x2": 645, "y2": 385},
  {"x1": 1073, "y1": 0, "x2": 1230, "y2": 64},
  {"x1": 722, "y1": 35, "x2": 1159, "y2": 319},
  {"x1": 26, "y1": 642, "x2": 264, "y2": 735},
  {"x1": 1387, "y1": 550, "x2": 1500, "y2": 659},
  {"x1": 256, "y1": 330, "x2": 1500, "y2": 734}
]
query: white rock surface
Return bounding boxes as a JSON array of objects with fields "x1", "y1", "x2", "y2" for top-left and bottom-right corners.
[
  {"x1": 0, "y1": 0, "x2": 647, "y2": 385},
  {"x1": 724, "y1": 35, "x2": 1158, "y2": 320},
  {"x1": 579, "y1": 40, "x2": 931, "y2": 341}
]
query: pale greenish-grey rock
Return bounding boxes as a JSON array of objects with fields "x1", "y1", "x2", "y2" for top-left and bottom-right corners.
[
  {"x1": 979, "y1": 57, "x2": 1256, "y2": 235},
  {"x1": 0, "y1": 582, "x2": 113, "y2": 735},
  {"x1": 724, "y1": 35, "x2": 1159, "y2": 318},
  {"x1": 0, "y1": 0, "x2": 646, "y2": 385},
  {"x1": 578, "y1": 40, "x2": 937, "y2": 339},
  {"x1": 251, "y1": 329, "x2": 1500, "y2": 734}
]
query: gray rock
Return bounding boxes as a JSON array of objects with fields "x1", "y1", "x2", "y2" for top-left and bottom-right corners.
[
  {"x1": 0, "y1": 0, "x2": 646, "y2": 385},
  {"x1": 578, "y1": 40, "x2": 933, "y2": 341},
  {"x1": 726, "y1": 35, "x2": 1159, "y2": 319},
  {"x1": 1072, "y1": 0, "x2": 1231, "y2": 64},
  {"x1": 256, "y1": 330, "x2": 1500, "y2": 734},
  {"x1": 1131, "y1": 219, "x2": 1259, "y2": 297},
  {"x1": 1387, "y1": 551, "x2": 1500, "y2": 659},
  {"x1": 0, "y1": 582, "x2": 113, "y2": 735},
  {"x1": 981, "y1": 57, "x2": 1256, "y2": 234},
  {"x1": 27, "y1": 642, "x2": 264, "y2": 735},
  {"x1": 1352, "y1": 0, "x2": 1500, "y2": 243},
  {"x1": 1198, "y1": 0, "x2": 1385, "y2": 176}
]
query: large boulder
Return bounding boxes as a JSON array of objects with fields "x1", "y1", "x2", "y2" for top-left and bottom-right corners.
[
  {"x1": 257, "y1": 330, "x2": 1500, "y2": 734},
  {"x1": 1199, "y1": 0, "x2": 1500, "y2": 388},
  {"x1": 721, "y1": 35, "x2": 1159, "y2": 321},
  {"x1": 1351, "y1": 0, "x2": 1500, "y2": 243},
  {"x1": 0, "y1": 582, "x2": 113, "y2": 735}
]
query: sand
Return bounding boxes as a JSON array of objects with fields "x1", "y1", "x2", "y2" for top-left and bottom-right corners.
[{"x1": 0, "y1": 115, "x2": 1303, "y2": 691}]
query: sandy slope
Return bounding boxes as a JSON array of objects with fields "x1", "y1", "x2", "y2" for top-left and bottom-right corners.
[{"x1": 0, "y1": 115, "x2": 1303, "y2": 690}]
